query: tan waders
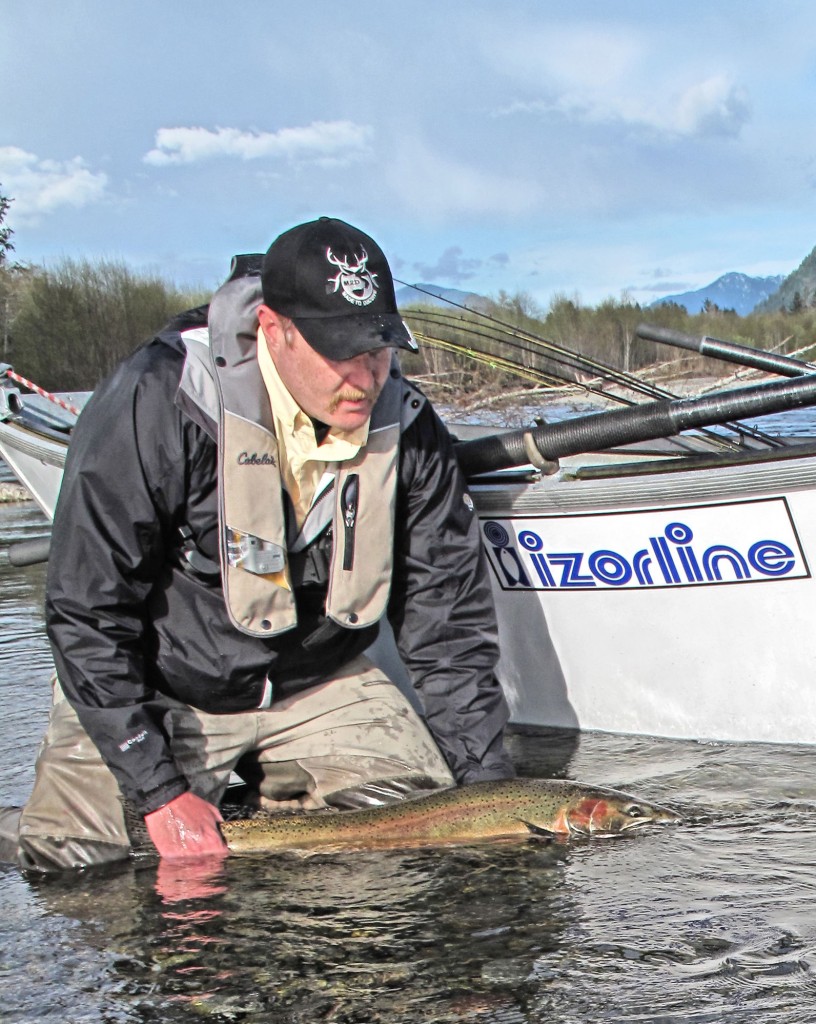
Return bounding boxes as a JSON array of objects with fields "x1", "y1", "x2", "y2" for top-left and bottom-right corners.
[{"x1": 1, "y1": 656, "x2": 454, "y2": 871}]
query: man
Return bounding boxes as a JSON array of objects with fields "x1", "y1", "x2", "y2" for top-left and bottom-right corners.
[{"x1": 1, "y1": 216, "x2": 514, "y2": 871}]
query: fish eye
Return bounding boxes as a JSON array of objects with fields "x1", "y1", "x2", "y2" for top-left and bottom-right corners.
[{"x1": 625, "y1": 804, "x2": 644, "y2": 818}]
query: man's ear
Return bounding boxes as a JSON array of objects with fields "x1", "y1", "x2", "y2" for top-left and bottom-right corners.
[{"x1": 258, "y1": 305, "x2": 285, "y2": 355}]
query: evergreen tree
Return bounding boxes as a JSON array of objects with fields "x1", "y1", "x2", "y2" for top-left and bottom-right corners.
[{"x1": 790, "y1": 290, "x2": 805, "y2": 314}]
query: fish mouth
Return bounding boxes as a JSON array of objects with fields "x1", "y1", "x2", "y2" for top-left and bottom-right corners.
[
  {"x1": 618, "y1": 806, "x2": 682, "y2": 832},
  {"x1": 619, "y1": 817, "x2": 665, "y2": 833}
]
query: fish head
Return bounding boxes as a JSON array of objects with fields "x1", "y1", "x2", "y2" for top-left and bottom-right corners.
[
  {"x1": 563, "y1": 791, "x2": 681, "y2": 836},
  {"x1": 535, "y1": 785, "x2": 681, "y2": 838}
]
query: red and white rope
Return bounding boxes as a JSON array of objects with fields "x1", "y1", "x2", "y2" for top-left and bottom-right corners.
[{"x1": 3, "y1": 369, "x2": 82, "y2": 418}]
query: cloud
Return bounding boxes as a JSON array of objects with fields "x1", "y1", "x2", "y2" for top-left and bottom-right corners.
[
  {"x1": 674, "y1": 75, "x2": 750, "y2": 138},
  {"x1": 0, "y1": 146, "x2": 108, "y2": 222},
  {"x1": 144, "y1": 121, "x2": 373, "y2": 167},
  {"x1": 489, "y1": 24, "x2": 751, "y2": 141},
  {"x1": 412, "y1": 246, "x2": 482, "y2": 284},
  {"x1": 497, "y1": 74, "x2": 750, "y2": 140},
  {"x1": 629, "y1": 267, "x2": 693, "y2": 294},
  {"x1": 634, "y1": 279, "x2": 693, "y2": 295}
]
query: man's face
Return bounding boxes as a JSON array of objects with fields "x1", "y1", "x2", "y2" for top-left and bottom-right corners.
[{"x1": 259, "y1": 306, "x2": 393, "y2": 431}]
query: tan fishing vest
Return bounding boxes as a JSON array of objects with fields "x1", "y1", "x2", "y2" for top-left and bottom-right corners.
[{"x1": 195, "y1": 269, "x2": 424, "y2": 638}]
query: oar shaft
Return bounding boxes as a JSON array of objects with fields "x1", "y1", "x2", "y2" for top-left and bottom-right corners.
[
  {"x1": 636, "y1": 322, "x2": 815, "y2": 378},
  {"x1": 455, "y1": 373, "x2": 816, "y2": 476}
]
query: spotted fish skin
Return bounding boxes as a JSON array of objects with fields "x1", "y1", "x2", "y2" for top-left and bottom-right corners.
[{"x1": 220, "y1": 778, "x2": 680, "y2": 854}]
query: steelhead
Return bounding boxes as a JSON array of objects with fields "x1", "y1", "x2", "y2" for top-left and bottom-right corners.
[{"x1": 220, "y1": 778, "x2": 680, "y2": 854}]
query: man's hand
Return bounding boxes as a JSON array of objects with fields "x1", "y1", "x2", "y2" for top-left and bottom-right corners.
[{"x1": 144, "y1": 791, "x2": 228, "y2": 860}]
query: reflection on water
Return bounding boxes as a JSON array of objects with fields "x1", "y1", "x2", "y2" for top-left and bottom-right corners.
[
  {"x1": 6, "y1": 729, "x2": 816, "y2": 1024},
  {"x1": 4, "y1": 474, "x2": 816, "y2": 1022},
  {"x1": 17, "y1": 841, "x2": 574, "y2": 1022},
  {"x1": 0, "y1": 495, "x2": 52, "y2": 807}
]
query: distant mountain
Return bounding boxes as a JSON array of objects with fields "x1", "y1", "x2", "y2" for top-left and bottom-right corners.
[
  {"x1": 754, "y1": 246, "x2": 816, "y2": 313},
  {"x1": 395, "y1": 282, "x2": 490, "y2": 311},
  {"x1": 651, "y1": 272, "x2": 785, "y2": 315}
]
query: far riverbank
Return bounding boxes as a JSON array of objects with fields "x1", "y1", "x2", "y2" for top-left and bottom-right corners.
[{"x1": 0, "y1": 481, "x2": 30, "y2": 503}]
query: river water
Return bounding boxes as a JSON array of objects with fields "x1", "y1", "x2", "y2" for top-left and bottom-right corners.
[{"x1": 4, "y1": 421, "x2": 816, "y2": 1023}]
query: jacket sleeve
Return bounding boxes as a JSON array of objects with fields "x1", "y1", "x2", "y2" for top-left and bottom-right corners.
[
  {"x1": 45, "y1": 344, "x2": 192, "y2": 815},
  {"x1": 388, "y1": 402, "x2": 515, "y2": 784}
]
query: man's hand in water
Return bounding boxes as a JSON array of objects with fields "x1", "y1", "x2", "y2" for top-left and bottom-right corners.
[{"x1": 144, "y1": 790, "x2": 228, "y2": 860}]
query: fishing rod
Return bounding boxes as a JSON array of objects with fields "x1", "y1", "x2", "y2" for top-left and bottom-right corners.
[
  {"x1": 399, "y1": 285, "x2": 786, "y2": 450},
  {"x1": 405, "y1": 287, "x2": 766, "y2": 407},
  {"x1": 7, "y1": 307, "x2": 802, "y2": 565},
  {"x1": 410, "y1": 322, "x2": 739, "y2": 455},
  {"x1": 411, "y1": 331, "x2": 568, "y2": 389},
  {"x1": 408, "y1": 309, "x2": 658, "y2": 401},
  {"x1": 413, "y1": 329, "x2": 585, "y2": 389},
  {"x1": 455, "y1": 372, "x2": 816, "y2": 478},
  {"x1": 408, "y1": 314, "x2": 735, "y2": 457},
  {"x1": 400, "y1": 285, "x2": 677, "y2": 401},
  {"x1": 636, "y1": 323, "x2": 816, "y2": 378}
]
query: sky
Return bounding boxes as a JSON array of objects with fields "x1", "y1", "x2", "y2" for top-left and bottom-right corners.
[{"x1": 3, "y1": 1, "x2": 816, "y2": 309}]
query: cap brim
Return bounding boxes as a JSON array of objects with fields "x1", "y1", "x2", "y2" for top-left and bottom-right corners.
[{"x1": 291, "y1": 312, "x2": 418, "y2": 361}]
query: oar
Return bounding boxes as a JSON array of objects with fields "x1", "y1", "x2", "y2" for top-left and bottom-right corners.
[
  {"x1": 455, "y1": 372, "x2": 816, "y2": 477},
  {"x1": 6, "y1": 535, "x2": 51, "y2": 567},
  {"x1": 636, "y1": 322, "x2": 816, "y2": 378}
]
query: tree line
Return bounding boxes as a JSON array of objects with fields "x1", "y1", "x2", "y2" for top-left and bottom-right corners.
[
  {"x1": 399, "y1": 287, "x2": 816, "y2": 414},
  {"x1": 2, "y1": 182, "x2": 815, "y2": 397},
  {"x1": 0, "y1": 186, "x2": 207, "y2": 391},
  {"x1": 1, "y1": 258, "x2": 207, "y2": 392}
]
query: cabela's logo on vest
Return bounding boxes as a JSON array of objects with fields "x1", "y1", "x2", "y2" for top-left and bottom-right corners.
[
  {"x1": 237, "y1": 451, "x2": 276, "y2": 466},
  {"x1": 325, "y1": 247, "x2": 379, "y2": 307}
]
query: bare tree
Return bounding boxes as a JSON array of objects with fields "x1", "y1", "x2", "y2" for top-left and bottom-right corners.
[{"x1": 0, "y1": 186, "x2": 14, "y2": 266}]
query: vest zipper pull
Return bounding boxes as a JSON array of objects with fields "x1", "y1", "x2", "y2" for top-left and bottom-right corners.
[{"x1": 341, "y1": 474, "x2": 359, "y2": 571}]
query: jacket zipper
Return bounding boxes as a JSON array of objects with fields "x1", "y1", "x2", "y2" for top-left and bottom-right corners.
[{"x1": 341, "y1": 474, "x2": 359, "y2": 571}]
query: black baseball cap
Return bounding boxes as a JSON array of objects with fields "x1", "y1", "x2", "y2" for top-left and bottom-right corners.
[{"x1": 261, "y1": 217, "x2": 418, "y2": 360}]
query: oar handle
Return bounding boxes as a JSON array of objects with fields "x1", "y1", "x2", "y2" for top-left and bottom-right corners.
[
  {"x1": 636, "y1": 322, "x2": 815, "y2": 378},
  {"x1": 7, "y1": 536, "x2": 51, "y2": 566}
]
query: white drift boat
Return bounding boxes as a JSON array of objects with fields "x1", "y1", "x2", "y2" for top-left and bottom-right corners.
[
  {"x1": 473, "y1": 438, "x2": 816, "y2": 745},
  {"x1": 4, "y1": 321, "x2": 816, "y2": 747},
  {"x1": 0, "y1": 370, "x2": 84, "y2": 521}
]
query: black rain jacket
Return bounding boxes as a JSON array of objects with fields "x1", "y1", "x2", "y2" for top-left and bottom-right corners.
[{"x1": 45, "y1": 309, "x2": 514, "y2": 814}]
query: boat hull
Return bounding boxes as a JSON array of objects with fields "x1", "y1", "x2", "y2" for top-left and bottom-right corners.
[
  {"x1": 0, "y1": 418, "x2": 67, "y2": 520},
  {"x1": 472, "y1": 445, "x2": 816, "y2": 744}
]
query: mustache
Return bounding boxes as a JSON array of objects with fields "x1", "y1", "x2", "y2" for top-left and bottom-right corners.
[{"x1": 328, "y1": 385, "x2": 380, "y2": 413}]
